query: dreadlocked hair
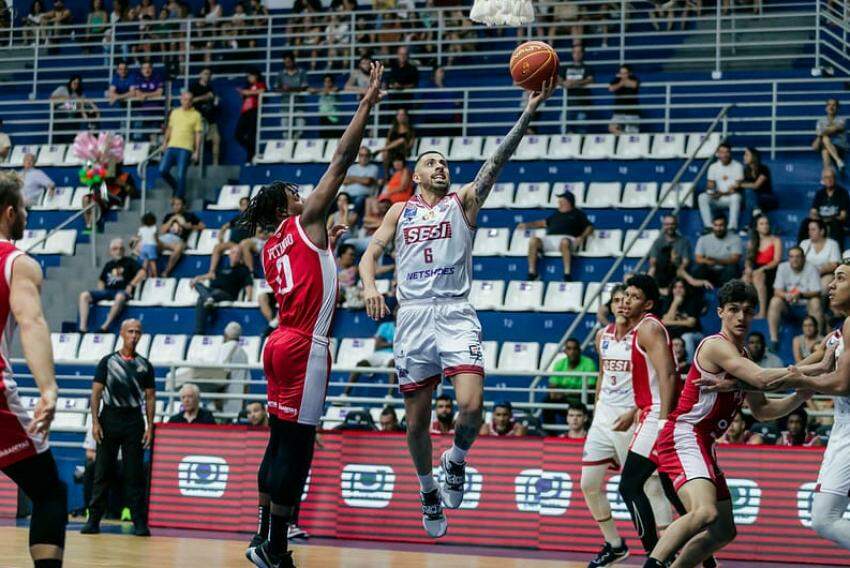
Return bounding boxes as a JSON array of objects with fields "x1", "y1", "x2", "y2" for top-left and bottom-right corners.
[{"x1": 236, "y1": 181, "x2": 300, "y2": 235}]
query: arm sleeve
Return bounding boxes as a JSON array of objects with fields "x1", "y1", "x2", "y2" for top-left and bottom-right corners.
[{"x1": 93, "y1": 356, "x2": 108, "y2": 385}]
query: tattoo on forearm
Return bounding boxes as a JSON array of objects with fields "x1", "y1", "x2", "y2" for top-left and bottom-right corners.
[
  {"x1": 471, "y1": 109, "x2": 535, "y2": 205},
  {"x1": 372, "y1": 236, "x2": 388, "y2": 251}
]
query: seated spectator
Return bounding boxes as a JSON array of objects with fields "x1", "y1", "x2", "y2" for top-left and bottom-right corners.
[
  {"x1": 800, "y1": 218, "x2": 841, "y2": 290},
  {"x1": 648, "y1": 214, "x2": 692, "y2": 295},
  {"x1": 776, "y1": 408, "x2": 822, "y2": 447},
  {"x1": 336, "y1": 244, "x2": 360, "y2": 307},
  {"x1": 742, "y1": 214, "x2": 781, "y2": 319},
  {"x1": 542, "y1": 338, "x2": 596, "y2": 427},
  {"x1": 480, "y1": 401, "x2": 527, "y2": 436},
  {"x1": 219, "y1": 321, "x2": 251, "y2": 415},
  {"x1": 191, "y1": 246, "x2": 253, "y2": 334},
  {"x1": 717, "y1": 409, "x2": 764, "y2": 445},
  {"x1": 689, "y1": 214, "x2": 742, "y2": 287},
  {"x1": 51, "y1": 75, "x2": 100, "y2": 143},
  {"x1": 661, "y1": 278, "x2": 705, "y2": 360},
  {"x1": 430, "y1": 394, "x2": 455, "y2": 434},
  {"x1": 42, "y1": 0, "x2": 72, "y2": 44},
  {"x1": 377, "y1": 158, "x2": 413, "y2": 204},
  {"x1": 806, "y1": 167, "x2": 849, "y2": 247},
  {"x1": 698, "y1": 143, "x2": 744, "y2": 231},
  {"x1": 341, "y1": 146, "x2": 381, "y2": 217},
  {"x1": 245, "y1": 401, "x2": 269, "y2": 427},
  {"x1": 107, "y1": 61, "x2": 135, "y2": 107},
  {"x1": 560, "y1": 403, "x2": 589, "y2": 440},
  {"x1": 607, "y1": 64, "x2": 640, "y2": 134},
  {"x1": 672, "y1": 336, "x2": 690, "y2": 376},
  {"x1": 210, "y1": 197, "x2": 268, "y2": 274},
  {"x1": 78, "y1": 238, "x2": 145, "y2": 333},
  {"x1": 168, "y1": 383, "x2": 217, "y2": 424},
  {"x1": 378, "y1": 108, "x2": 415, "y2": 173},
  {"x1": 277, "y1": 52, "x2": 309, "y2": 94},
  {"x1": 328, "y1": 192, "x2": 358, "y2": 235},
  {"x1": 739, "y1": 147, "x2": 777, "y2": 227},
  {"x1": 560, "y1": 44, "x2": 594, "y2": 132},
  {"x1": 346, "y1": 197, "x2": 391, "y2": 254},
  {"x1": 343, "y1": 305, "x2": 396, "y2": 397},
  {"x1": 379, "y1": 406, "x2": 403, "y2": 432},
  {"x1": 344, "y1": 55, "x2": 372, "y2": 97},
  {"x1": 748, "y1": 331, "x2": 784, "y2": 368},
  {"x1": 793, "y1": 315, "x2": 823, "y2": 363},
  {"x1": 159, "y1": 196, "x2": 204, "y2": 277},
  {"x1": 768, "y1": 246, "x2": 824, "y2": 351},
  {"x1": 812, "y1": 98, "x2": 846, "y2": 171},
  {"x1": 386, "y1": 46, "x2": 419, "y2": 109},
  {"x1": 189, "y1": 67, "x2": 221, "y2": 166},
  {"x1": 0, "y1": 119, "x2": 10, "y2": 162},
  {"x1": 19, "y1": 152, "x2": 55, "y2": 207},
  {"x1": 520, "y1": 191, "x2": 593, "y2": 282}
]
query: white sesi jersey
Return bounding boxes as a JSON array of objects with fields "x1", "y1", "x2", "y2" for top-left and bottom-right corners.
[
  {"x1": 596, "y1": 323, "x2": 636, "y2": 421},
  {"x1": 394, "y1": 193, "x2": 474, "y2": 302},
  {"x1": 826, "y1": 329, "x2": 850, "y2": 424}
]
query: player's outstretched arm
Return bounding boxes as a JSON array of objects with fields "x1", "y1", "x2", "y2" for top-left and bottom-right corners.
[
  {"x1": 459, "y1": 79, "x2": 557, "y2": 221},
  {"x1": 359, "y1": 202, "x2": 404, "y2": 321},
  {"x1": 705, "y1": 337, "x2": 791, "y2": 390},
  {"x1": 639, "y1": 321, "x2": 677, "y2": 420},
  {"x1": 746, "y1": 390, "x2": 812, "y2": 422},
  {"x1": 301, "y1": 62, "x2": 385, "y2": 236},
  {"x1": 768, "y1": 321, "x2": 850, "y2": 395},
  {"x1": 10, "y1": 255, "x2": 57, "y2": 435}
]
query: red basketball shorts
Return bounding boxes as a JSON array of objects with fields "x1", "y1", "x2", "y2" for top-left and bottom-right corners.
[{"x1": 263, "y1": 329, "x2": 331, "y2": 426}]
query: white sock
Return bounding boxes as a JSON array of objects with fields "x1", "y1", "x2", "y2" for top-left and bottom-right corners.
[
  {"x1": 418, "y1": 473, "x2": 437, "y2": 493},
  {"x1": 812, "y1": 492, "x2": 850, "y2": 549},
  {"x1": 448, "y1": 444, "x2": 467, "y2": 464},
  {"x1": 599, "y1": 517, "x2": 622, "y2": 548}
]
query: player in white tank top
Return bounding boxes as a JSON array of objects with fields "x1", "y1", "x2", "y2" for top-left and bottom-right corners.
[{"x1": 359, "y1": 80, "x2": 557, "y2": 538}]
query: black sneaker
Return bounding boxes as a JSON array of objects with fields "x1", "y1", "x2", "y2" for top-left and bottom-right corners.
[
  {"x1": 420, "y1": 488, "x2": 448, "y2": 538},
  {"x1": 702, "y1": 557, "x2": 718, "y2": 568},
  {"x1": 527, "y1": 272, "x2": 539, "y2": 281},
  {"x1": 132, "y1": 523, "x2": 151, "y2": 537},
  {"x1": 245, "y1": 534, "x2": 265, "y2": 561},
  {"x1": 588, "y1": 541, "x2": 629, "y2": 567},
  {"x1": 249, "y1": 541, "x2": 295, "y2": 568},
  {"x1": 80, "y1": 519, "x2": 100, "y2": 534},
  {"x1": 439, "y1": 450, "x2": 465, "y2": 509}
]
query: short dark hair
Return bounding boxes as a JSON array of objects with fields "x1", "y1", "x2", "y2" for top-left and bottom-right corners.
[
  {"x1": 568, "y1": 402, "x2": 588, "y2": 414},
  {"x1": 282, "y1": 51, "x2": 295, "y2": 61},
  {"x1": 380, "y1": 405, "x2": 397, "y2": 419},
  {"x1": 788, "y1": 245, "x2": 804, "y2": 257},
  {"x1": 808, "y1": 217, "x2": 827, "y2": 233},
  {"x1": 565, "y1": 337, "x2": 580, "y2": 348},
  {"x1": 415, "y1": 150, "x2": 447, "y2": 167},
  {"x1": 436, "y1": 394, "x2": 452, "y2": 404},
  {"x1": 712, "y1": 213, "x2": 728, "y2": 224},
  {"x1": 717, "y1": 279, "x2": 758, "y2": 308},
  {"x1": 493, "y1": 400, "x2": 512, "y2": 413},
  {"x1": 0, "y1": 172, "x2": 23, "y2": 211},
  {"x1": 625, "y1": 273, "x2": 660, "y2": 311},
  {"x1": 718, "y1": 142, "x2": 732, "y2": 152},
  {"x1": 748, "y1": 331, "x2": 765, "y2": 344},
  {"x1": 558, "y1": 191, "x2": 576, "y2": 207},
  {"x1": 338, "y1": 244, "x2": 356, "y2": 257}
]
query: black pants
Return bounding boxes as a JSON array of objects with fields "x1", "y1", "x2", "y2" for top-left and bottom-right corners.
[
  {"x1": 690, "y1": 263, "x2": 739, "y2": 288},
  {"x1": 263, "y1": 419, "x2": 316, "y2": 509},
  {"x1": 89, "y1": 407, "x2": 147, "y2": 524},
  {"x1": 2, "y1": 450, "x2": 67, "y2": 550},
  {"x1": 194, "y1": 283, "x2": 235, "y2": 334},
  {"x1": 236, "y1": 108, "x2": 258, "y2": 162}
]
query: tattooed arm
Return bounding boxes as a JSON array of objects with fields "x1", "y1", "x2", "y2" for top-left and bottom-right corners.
[{"x1": 459, "y1": 79, "x2": 558, "y2": 223}]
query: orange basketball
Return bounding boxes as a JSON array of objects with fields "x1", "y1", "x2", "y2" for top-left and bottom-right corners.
[{"x1": 510, "y1": 41, "x2": 559, "y2": 92}]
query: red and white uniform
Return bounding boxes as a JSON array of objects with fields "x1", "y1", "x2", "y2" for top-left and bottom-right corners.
[
  {"x1": 656, "y1": 333, "x2": 747, "y2": 500},
  {"x1": 262, "y1": 216, "x2": 337, "y2": 425},
  {"x1": 776, "y1": 431, "x2": 820, "y2": 446},
  {"x1": 0, "y1": 243, "x2": 48, "y2": 469},
  {"x1": 629, "y1": 313, "x2": 673, "y2": 459},
  {"x1": 392, "y1": 194, "x2": 483, "y2": 392},
  {"x1": 815, "y1": 329, "x2": 850, "y2": 496}
]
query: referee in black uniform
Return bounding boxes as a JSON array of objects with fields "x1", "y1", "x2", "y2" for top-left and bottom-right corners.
[{"x1": 81, "y1": 319, "x2": 155, "y2": 536}]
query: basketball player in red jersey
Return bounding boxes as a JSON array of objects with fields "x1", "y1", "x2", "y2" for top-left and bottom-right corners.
[
  {"x1": 0, "y1": 172, "x2": 67, "y2": 568},
  {"x1": 644, "y1": 280, "x2": 809, "y2": 568},
  {"x1": 241, "y1": 63, "x2": 385, "y2": 568}
]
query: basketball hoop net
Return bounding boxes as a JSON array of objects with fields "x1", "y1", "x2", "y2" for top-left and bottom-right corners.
[{"x1": 470, "y1": 0, "x2": 534, "y2": 27}]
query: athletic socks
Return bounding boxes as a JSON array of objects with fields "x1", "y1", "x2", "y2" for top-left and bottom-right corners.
[
  {"x1": 418, "y1": 473, "x2": 437, "y2": 493},
  {"x1": 642, "y1": 559, "x2": 666, "y2": 568},
  {"x1": 267, "y1": 513, "x2": 289, "y2": 557},
  {"x1": 257, "y1": 503, "x2": 270, "y2": 539},
  {"x1": 447, "y1": 444, "x2": 467, "y2": 464},
  {"x1": 598, "y1": 516, "x2": 622, "y2": 548}
]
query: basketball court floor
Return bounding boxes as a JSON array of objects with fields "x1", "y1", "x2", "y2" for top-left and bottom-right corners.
[{"x1": 0, "y1": 523, "x2": 840, "y2": 568}]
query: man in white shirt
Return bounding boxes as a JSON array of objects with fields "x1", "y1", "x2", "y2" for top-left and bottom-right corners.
[
  {"x1": 698, "y1": 142, "x2": 744, "y2": 231},
  {"x1": 340, "y1": 146, "x2": 380, "y2": 216},
  {"x1": 20, "y1": 153, "x2": 55, "y2": 207},
  {"x1": 220, "y1": 321, "x2": 250, "y2": 416},
  {"x1": 767, "y1": 246, "x2": 824, "y2": 352}
]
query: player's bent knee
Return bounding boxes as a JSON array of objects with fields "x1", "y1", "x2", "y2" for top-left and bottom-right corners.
[{"x1": 693, "y1": 504, "x2": 719, "y2": 528}]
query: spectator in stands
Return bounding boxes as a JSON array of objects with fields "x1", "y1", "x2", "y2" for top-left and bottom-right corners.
[
  {"x1": 793, "y1": 315, "x2": 823, "y2": 363},
  {"x1": 689, "y1": 214, "x2": 742, "y2": 287},
  {"x1": 813, "y1": 98, "x2": 847, "y2": 171},
  {"x1": 107, "y1": 60, "x2": 134, "y2": 107},
  {"x1": 42, "y1": 0, "x2": 72, "y2": 46},
  {"x1": 542, "y1": 338, "x2": 596, "y2": 427},
  {"x1": 661, "y1": 278, "x2": 705, "y2": 360},
  {"x1": 210, "y1": 196, "x2": 252, "y2": 273},
  {"x1": 341, "y1": 146, "x2": 381, "y2": 216},
  {"x1": 191, "y1": 246, "x2": 254, "y2": 334},
  {"x1": 698, "y1": 142, "x2": 744, "y2": 231},
  {"x1": 738, "y1": 147, "x2": 777, "y2": 227},
  {"x1": 316, "y1": 74, "x2": 341, "y2": 138},
  {"x1": 159, "y1": 90, "x2": 202, "y2": 200},
  {"x1": 244, "y1": 401, "x2": 269, "y2": 427},
  {"x1": 807, "y1": 167, "x2": 849, "y2": 246},
  {"x1": 346, "y1": 197, "x2": 392, "y2": 254},
  {"x1": 0, "y1": 119, "x2": 9, "y2": 162},
  {"x1": 607, "y1": 64, "x2": 640, "y2": 134},
  {"x1": 377, "y1": 157, "x2": 413, "y2": 203},
  {"x1": 480, "y1": 401, "x2": 527, "y2": 436},
  {"x1": 78, "y1": 238, "x2": 145, "y2": 333},
  {"x1": 258, "y1": 291, "x2": 278, "y2": 335},
  {"x1": 130, "y1": 62, "x2": 164, "y2": 142},
  {"x1": 159, "y1": 196, "x2": 204, "y2": 277},
  {"x1": 277, "y1": 52, "x2": 309, "y2": 93},
  {"x1": 168, "y1": 383, "x2": 217, "y2": 424},
  {"x1": 560, "y1": 44, "x2": 594, "y2": 132},
  {"x1": 648, "y1": 214, "x2": 692, "y2": 295},
  {"x1": 379, "y1": 406, "x2": 403, "y2": 432},
  {"x1": 51, "y1": 75, "x2": 100, "y2": 143},
  {"x1": 328, "y1": 192, "x2": 358, "y2": 236},
  {"x1": 136, "y1": 212, "x2": 159, "y2": 277},
  {"x1": 217, "y1": 321, "x2": 251, "y2": 415},
  {"x1": 430, "y1": 394, "x2": 455, "y2": 434},
  {"x1": 560, "y1": 403, "x2": 589, "y2": 440},
  {"x1": 386, "y1": 46, "x2": 419, "y2": 109},
  {"x1": 19, "y1": 152, "x2": 55, "y2": 207},
  {"x1": 24, "y1": 0, "x2": 46, "y2": 43},
  {"x1": 520, "y1": 191, "x2": 593, "y2": 282},
  {"x1": 235, "y1": 69, "x2": 266, "y2": 163},
  {"x1": 378, "y1": 108, "x2": 415, "y2": 174},
  {"x1": 768, "y1": 246, "x2": 824, "y2": 352},
  {"x1": 336, "y1": 243, "x2": 360, "y2": 307},
  {"x1": 83, "y1": 0, "x2": 108, "y2": 51},
  {"x1": 776, "y1": 407, "x2": 822, "y2": 447},
  {"x1": 800, "y1": 218, "x2": 841, "y2": 289},
  {"x1": 344, "y1": 54, "x2": 372, "y2": 97},
  {"x1": 717, "y1": 409, "x2": 764, "y2": 444},
  {"x1": 672, "y1": 336, "x2": 691, "y2": 375},
  {"x1": 189, "y1": 67, "x2": 221, "y2": 166},
  {"x1": 83, "y1": 318, "x2": 154, "y2": 536},
  {"x1": 748, "y1": 331, "x2": 784, "y2": 368},
  {"x1": 742, "y1": 214, "x2": 781, "y2": 319}
]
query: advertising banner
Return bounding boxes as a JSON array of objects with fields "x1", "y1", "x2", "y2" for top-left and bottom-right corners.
[
  {"x1": 0, "y1": 472, "x2": 16, "y2": 518},
  {"x1": 150, "y1": 424, "x2": 850, "y2": 565}
]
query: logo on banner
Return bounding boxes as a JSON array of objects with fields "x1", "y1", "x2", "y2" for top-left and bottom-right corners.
[
  {"x1": 432, "y1": 465, "x2": 483, "y2": 509},
  {"x1": 514, "y1": 469, "x2": 572, "y2": 516},
  {"x1": 797, "y1": 482, "x2": 850, "y2": 527},
  {"x1": 727, "y1": 478, "x2": 760, "y2": 525},
  {"x1": 605, "y1": 475, "x2": 631, "y2": 521},
  {"x1": 177, "y1": 455, "x2": 229, "y2": 498},
  {"x1": 302, "y1": 472, "x2": 310, "y2": 502},
  {"x1": 340, "y1": 464, "x2": 396, "y2": 508}
]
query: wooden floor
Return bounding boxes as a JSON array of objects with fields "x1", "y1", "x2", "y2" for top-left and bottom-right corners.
[{"x1": 0, "y1": 526, "x2": 584, "y2": 568}]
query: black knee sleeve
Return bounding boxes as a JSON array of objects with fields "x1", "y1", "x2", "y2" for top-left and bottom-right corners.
[
  {"x1": 30, "y1": 479, "x2": 67, "y2": 550},
  {"x1": 258, "y1": 415, "x2": 279, "y2": 494},
  {"x1": 267, "y1": 420, "x2": 316, "y2": 508},
  {"x1": 618, "y1": 452, "x2": 661, "y2": 554}
]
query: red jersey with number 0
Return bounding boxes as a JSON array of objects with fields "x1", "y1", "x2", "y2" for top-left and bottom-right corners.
[{"x1": 262, "y1": 216, "x2": 337, "y2": 339}]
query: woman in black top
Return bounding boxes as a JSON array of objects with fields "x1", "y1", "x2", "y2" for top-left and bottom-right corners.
[
  {"x1": 378, "y1": 108, "x2": 415, "y2": 176},
  {"x1": 661, "y1": 278, "x2": 706, "y2": 361},
  {"x1": 740, "y1": 147, "x2": 777, "y2": 228}
]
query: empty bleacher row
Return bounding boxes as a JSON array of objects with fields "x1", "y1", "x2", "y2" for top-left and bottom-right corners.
[{"x1": 0, "y1": 142, "x2": 152, "y2": 168}]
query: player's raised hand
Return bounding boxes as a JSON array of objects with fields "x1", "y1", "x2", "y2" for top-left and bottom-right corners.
[
  {"x1": 328, "y1": 224, "x2": 349, "y2": 250},
  {"x1": 364, "y1": 287, "x2": 389, "y2": 321},
  {"x1": 28, "y1": 388, "x2": 57, "y2": 436},
  {"x1": 526, "y1": 76, "x2": 557, "y2": 112},
  {"x1": 364, "y1": 62, "x2": 386, "y2": 106}
]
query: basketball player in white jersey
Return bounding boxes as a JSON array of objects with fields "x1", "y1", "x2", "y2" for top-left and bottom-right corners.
[
  {"x1": 360, "y1": 80, "x2": 556, "y2": 536},
  {"x1": 767, "y1": 262, "x2": 850, "y2": 551}
]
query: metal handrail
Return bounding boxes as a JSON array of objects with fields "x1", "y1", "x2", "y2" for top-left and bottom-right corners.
[
  {"x1": 24, "y1": 200, "x2": 100, "y2": 268},
  {"x1": 137, "y1": 144, "x2": 164, "y2": 215}
]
